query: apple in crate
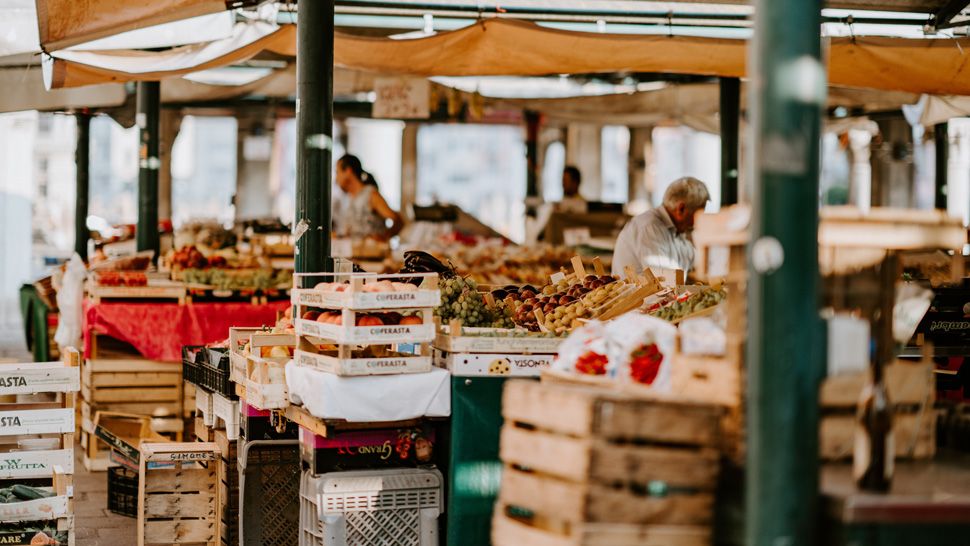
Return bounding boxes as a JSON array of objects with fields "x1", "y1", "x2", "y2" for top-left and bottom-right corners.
[
  {"x1": 399, "y1": 315, "x2": 423, "y2": 326},
  {"x1": 302, "y1": 310, "x2": 321, "y2": 321}
]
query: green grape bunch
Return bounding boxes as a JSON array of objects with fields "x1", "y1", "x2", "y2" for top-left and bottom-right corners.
[{"x1": 434, "y1": 276, "x2": 513, "y2": 328}]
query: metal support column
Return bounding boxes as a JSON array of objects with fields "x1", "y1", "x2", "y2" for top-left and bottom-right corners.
[
  {"x1": 295, "y1": 0, "x2": 335, "y2": 274},
  {"x1": 747, "y1": 0, "x2": 825, "y2": 544},
  {"x1": 720, "y1": 77, "x2": 740, "y2": 206},
  {"x1": 74, "y1": 112, "x2": 90, "y2": 261},
  {"x1": 136, "y1": 81, "x2": 160, "y2": 260},
  {"x1": 935, "y1": 122, "x2": 948, "y2": 210},
  {"x1": 525, "y1": 110, "x2": 541, "y2": 200}
]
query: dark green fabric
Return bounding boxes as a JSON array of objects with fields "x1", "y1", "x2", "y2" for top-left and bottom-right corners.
[
  {"x1": 824, "y1": 523, "x2": 970, "y2": 546},
  {"x1": 19, "y1": 284, "x2": 50, "y2": 362},
  {"x1": 446, "y1": 376, "x2": 510, "y2": 546}
]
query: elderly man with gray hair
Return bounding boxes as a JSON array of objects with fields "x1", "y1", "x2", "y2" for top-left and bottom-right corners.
[{"x1": 612, "y1": 176, "x2": 711, "y2": 277}]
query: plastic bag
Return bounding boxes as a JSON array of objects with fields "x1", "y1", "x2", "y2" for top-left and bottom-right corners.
[
  {"x1": 552, "y1": 320, "x2": 612, "y2": 377},
  {"x1": 679, "y1": 316, "x2": 726, "y2": 356},
  {"x1": 54, "y1": 254, "x2": 87, "y2": 352},
  {"x1": 604, "y1": 312, "x2": 677, "y2": 389}
]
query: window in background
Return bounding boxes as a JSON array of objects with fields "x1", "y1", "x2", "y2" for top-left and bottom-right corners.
[
  {"x1": 417, "y1": 124, "x2": 527, "y2": 242},
  {"x1": 90, "y1": 115, "x2": 139, "y2": 225},
  {"x1": 542, "y1": 140, "x2": 566, "y2": 203},
  {"x1": 651, "y1": 126, "x2": 721, "y2": 212},
  {"x1": 171, "y1": 116, "x2": 237, "y2": 225},
  {"x1": 601, "y1": 126, "x2": 630, "y2": 203}
]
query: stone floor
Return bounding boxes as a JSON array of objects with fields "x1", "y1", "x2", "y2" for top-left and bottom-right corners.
[{"x1": 72, "y1": 451, "x2": 137, "y2": 546}]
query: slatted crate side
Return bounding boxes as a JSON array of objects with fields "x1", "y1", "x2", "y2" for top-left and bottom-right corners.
[
  {"x1": 138, "y1": 443, "x2": 220, "y2": 546},
  {"x1": 492, "y1": 507, "x2": 711, "y2": 546},
  {"x1": 499, "y1": 465, "x2": 714, "y2": 526},
  {"x1": 499, "y1": 424, "x2": 719, "y2": 489},
  {"x1": 502, "y1": 380, "x2": 721, "y2": 447}
]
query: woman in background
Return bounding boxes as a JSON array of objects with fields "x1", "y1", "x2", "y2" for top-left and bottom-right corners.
[{"x1": 333, "y1": 154, "x2": 404, "y2": 241}]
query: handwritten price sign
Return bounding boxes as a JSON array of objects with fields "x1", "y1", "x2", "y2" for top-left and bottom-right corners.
[{"x1": 373, "y1": 77, "x2": 430, "y2": 119}]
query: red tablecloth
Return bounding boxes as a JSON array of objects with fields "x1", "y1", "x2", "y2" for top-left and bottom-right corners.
[{"x1": 83, "y1": 300, "x2": 288, "y2": 362}]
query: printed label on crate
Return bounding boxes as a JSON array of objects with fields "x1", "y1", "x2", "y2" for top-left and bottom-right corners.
[
  {"x1": 293, "y1": 288, "x2": 440, "y2": 310},
  {"x1": 296, "y1": 319, "x2": 434, "y2": 344},
  {"x1": 0, "y1": 523, "x2": 70, "y2": 545},
  {"x1": 299, "y1": 425, "x2": 436, "y2": 473},
  {"x1": 95, "y1": 425, "x2": 140, "y2": 463},
  {"x1": 0, "y1": 495, "x2": 70, "y2": 523},
  {"x1": 295, "y1": 350, "x2": 431, "y2": 376},
  {"x1": 0, "y1": 365, "x2": 79, "y2": 395},
  {"x1": 433, "y1": 332, "x2": 563, "y2": 354},
  {"x1": 0, "y1": 450, "x2": 73, "y2": 480},
  {"x1": 435, "y1": 352, "x2": 553, "y2": 377},
  {"x1": 0, "y1": 409, "x2": 73, "y2": 437},
  {"x1": 146, "y1": 450, "x2": 219, "y2": 463}
]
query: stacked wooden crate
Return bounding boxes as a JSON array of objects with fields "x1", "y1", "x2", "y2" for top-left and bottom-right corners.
[
  {"x1": 0, "y1": 349, "x2": 80, "y2": 545},
  {"x1": 493, "y1": 380, "x2": 723, "y2": 546},
  {"x1": 80, "y1": 356, "x2": 187, "y2": 471},
  {"x1": 137, "y1": 442, "x2": 221, "y2": 546}
]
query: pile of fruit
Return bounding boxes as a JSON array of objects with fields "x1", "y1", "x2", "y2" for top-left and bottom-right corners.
[
  {"x1": 648, "y1": 286, "x2": 726, "y2": 322},
  {"x1": 312, "y1": 280, "x2": 419, "y2": 293},
  {"x1": 301, "y1": 309, "x2": 424, "y2": 327},
  {"x1": 503, "y1": 274, "x2": 638, "y2": 332},
  {"x1": 94, "y1": 270, "x2": 147, "y2": 287},
  {"x1": 435, "y1": 276, "x2": 514, "y2": 328}
]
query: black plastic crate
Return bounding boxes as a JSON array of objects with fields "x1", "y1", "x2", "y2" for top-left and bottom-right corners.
[
  {"x1": 240, "y1": 440, "x2": 301, "y2": 546},
  {"x1": 182, "y1": 345, "x2": 202, "y2": 387},
  {"x1": 108, "y1": 465, "x2": 138, "y2": 518},
  {"x1": 182, "y1": 345, "x2": 236, "y2": 399}
]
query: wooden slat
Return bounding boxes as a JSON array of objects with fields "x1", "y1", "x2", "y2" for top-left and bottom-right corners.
[
  {"x1": 85, "y1": 371, "x2": 181, "y2": 388},
  {"x1": 85, "y1": 359, "x2": 179, "y2": 373},
  {"x1": 500, "y1": 425, "x2": 718, "y2": 489},
  {"x1": 85, "y1": 386, "x2": 180, "y2": 403},
  {"x1": 499, "y1": 466, "x2": 713, "y2": 526},
  {"x1": 145, "y1": 468, "x2": 217, "y2": 493},
  {"x1": 503, "y1": 380, "x2": 720, "y2": 446},
  {"x1": 143, "y1": 519, "x2": 217, "y2": 544},
  {"x1": 144, "y1": 493, "x2": 215, "y2": 518},
  {"x1": 492, "y1": 510, "x2": 710, "y2": 546},
  {"x1": 820, "y1": 411, "x2": 936, "y2": 460},
  {"x1": 820, "y1": 361, "x2": 933, "y2": 409},
  {"x1": 84, "y1": 400, "x2": 182, "y2": 417}
]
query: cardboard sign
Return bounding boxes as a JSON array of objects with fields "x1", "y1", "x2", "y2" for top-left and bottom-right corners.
[{"x1": 373, "y1": 77, "x2": 430, "y2": 119}]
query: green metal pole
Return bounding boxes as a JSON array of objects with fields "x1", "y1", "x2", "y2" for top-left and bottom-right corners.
[
  {"x1": 747, "y1": 0, "x2": 825, "y2": 544},
  {"x1": 295, "y1": 0, "x2": 334, "y2": 274},
  {"x1": 136, "y1": 81, "x2": 161, "y2": 260},
  {"x1": 74, "y1": 112, "x2": 90, "y2": 261},
  {"x1": 935, "y1": 122, "x2": 948, "y2": 210},
  {"x1": 720, "y1": 77, "x2": 740, "y2": 206},
  {"x1": 525, "y1": 110, "x2": 540, "y2": 200}
]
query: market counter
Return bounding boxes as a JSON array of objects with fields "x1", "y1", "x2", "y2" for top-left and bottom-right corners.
[
  {"x1": 821, "y1": 453, "x2": 970, "y2": 545},
  {"x1": 83, "y1": 299, "x2": 288, "y2": 362}
]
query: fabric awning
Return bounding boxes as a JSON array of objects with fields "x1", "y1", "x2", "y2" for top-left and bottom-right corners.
[
  {"x1": 43, "y1": 21, "x2": 285, "y2": 89},
  {"x1": 0, "y1": 66, "x2": 126, "y2": 113},
  {"x1": 41, "y1": 19, "x2": 970, "y2": 97},
  {"x1": 34, "y1": 0, "x2": 229, "y2": 51}
]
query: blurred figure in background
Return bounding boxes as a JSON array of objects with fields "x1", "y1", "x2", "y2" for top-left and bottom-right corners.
[
  {"x1": 555, "y1": 165, "x2": 588, "y2": 214},
  {"x1": 612, "y1": 176, "x2": 710, "y2": 277},
  {"x1": 333, "y1": 154, "x2": 403, "y2": 241}
]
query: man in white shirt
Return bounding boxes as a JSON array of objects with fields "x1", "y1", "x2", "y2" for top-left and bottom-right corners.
[{"x1": 612, "y1": 177, "x2": 711, "y2": 277}]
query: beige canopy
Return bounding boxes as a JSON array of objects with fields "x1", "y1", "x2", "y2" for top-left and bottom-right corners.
[
  {"x1": 35, "y1": 0, "x2": 228, "y2": 51},
  {"x1": 42, "y1": 19, "x2": 970, "y2": 97}
]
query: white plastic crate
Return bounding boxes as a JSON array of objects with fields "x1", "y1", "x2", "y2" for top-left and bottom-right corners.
[{"x1": 300, "y1": 468, "x2": 443, "y2": 546}]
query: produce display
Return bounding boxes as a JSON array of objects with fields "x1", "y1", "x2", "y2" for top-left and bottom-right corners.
[
  {"x1": 301, "y1": 309, "x2": 425, "y2": 326},
  {"x1": 167, "y1": 245, "x2": 292, "y2": 290},
  {"x1": 94, "y1": 270, "x2": 147, "y2": 287},
  {"x1": 647, "y1": 286, "x2": 726, "y2": 322},
  {"x1": 435, "y1": 276, "x2": 514, "y2": 328},
  {"x1": 395, "y1": 243, "x2": 606, "y2": 286},
  {"x1": 313, "y1": 281, "x2": 418, "y2": 293},
  {"x1": 504, "y1": 274, "x2": 642, "y2": 333}
]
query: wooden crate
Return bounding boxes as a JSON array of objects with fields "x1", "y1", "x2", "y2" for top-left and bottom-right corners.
[
  {"x1": 86, "y1": 281, "x2": 187, "y2": 305},
  {"x1": 494, "y1": 380, "x2": 722, "y2": 546},
  {"x1": 0, "y1": 349, "x2": 80, "y2": 480},
  {"x1": 819, "y1": 360, "x2": 936, "y2": 460},
  {"x1": 138, "y1": 442, "x2": 220, "y2": 546}
]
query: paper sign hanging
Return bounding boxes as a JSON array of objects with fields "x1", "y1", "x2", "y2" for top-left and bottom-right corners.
[{"x1": 373, "y1": 77, "x2": 431, "y2": 119}]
